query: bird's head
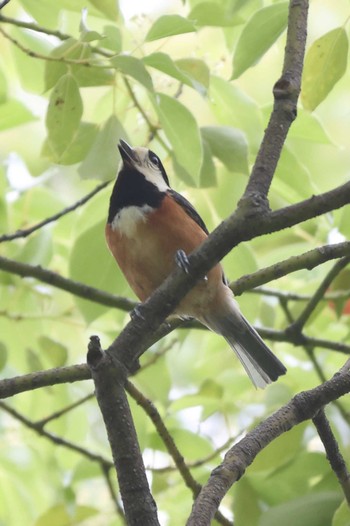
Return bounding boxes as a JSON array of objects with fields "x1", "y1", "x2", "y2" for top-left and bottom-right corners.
[{"x1": 118, "y1": 139, "x2": 169, "y2": 191}]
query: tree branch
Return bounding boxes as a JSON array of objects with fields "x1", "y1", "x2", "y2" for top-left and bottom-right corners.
[
  {"x1": 126, "y1": 381, "x2": 232, "y2": 526},
  {"x1": 87, "y1": 336, "x2": 160, "y2": 526},
  {"x1": 240, "y1": 0, "x2": 309, "y2": 209},
  {"x1": 0, "y1": 255, "x2": 137, "y2": 311},
  {"x1": 0, "y1": 181, "x2": 109, "y2": 243},
  {"x1": 232, "y1": 241, "x2": 350, "y2": 295},
  {"x1": 287, "y1": 257, "x2": 350, "y2": 334},
  {"x1": 0, "y1": 26, "x2": 109, "y2": 66},
  {"x1": 186, "y1": 359, "x2": 350, "y2": 525},
  {"x1": 0, "y1": 400, "x2": 112, "y2": 467},
  {"x1": 312, "y1": 409, "x2": 350, "y2": 505},
  {"x1": 105, "y1": 179, "x2": 350, "y2": 372}
]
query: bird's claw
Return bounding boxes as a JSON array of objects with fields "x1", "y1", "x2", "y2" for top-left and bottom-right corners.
[
  {"x1": 175, "y1": 249, "x2": 191, "y2": 274},
  {"x1": 130, "y1": 304, "x2": 145, "y2": 321},
  {"x1": 175, "y1": 249, "x2": 208, "y2": 282}
]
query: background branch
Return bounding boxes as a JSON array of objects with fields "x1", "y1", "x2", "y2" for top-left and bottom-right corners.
[
  {"x1": 87, "y1": 336, "x2": 160, "y2": 526},
  {"x1": 287, "y1": 257, "x2": 350, "y2": 334},
  {"x1": 0, "y1": 181, "x2": 109, "y2": 243},
  {"x1": 232, "y1": 241, "x2": 350, "y2": 295},
  {"x1": 187, "y1": 359, "x2": 350, "y2": 525},
  {"x1": 313, "y1": 409, "x2": 350, "y2": 504}
]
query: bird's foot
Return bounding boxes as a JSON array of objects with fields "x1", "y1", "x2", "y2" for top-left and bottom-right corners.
[
  {"x1": 130, "y1": 304, "x2": 145, "y2": 321},
  {"x1": 175, "y1": 249, "x2": 208, "y2": 282},
  {"x1": 175, "y1": 249, "x2": 191, "y2": 274}
]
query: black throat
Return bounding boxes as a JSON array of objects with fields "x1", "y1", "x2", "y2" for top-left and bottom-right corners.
[{"x1": 107, "y1": 167, "x2": 166, "y2": 223}]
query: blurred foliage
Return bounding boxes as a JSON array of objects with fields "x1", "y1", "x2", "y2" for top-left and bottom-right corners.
[{"x1": 0, "y1": 0, "x2": 350, "y2": 525}]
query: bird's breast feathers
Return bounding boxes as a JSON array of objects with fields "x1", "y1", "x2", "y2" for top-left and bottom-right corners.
[
  {"x1": 105, "y1": 194, "x2": 224, "y2": 310},
  {"x1": 110, "y1": 204, "x2": 153, "y2": 238}
]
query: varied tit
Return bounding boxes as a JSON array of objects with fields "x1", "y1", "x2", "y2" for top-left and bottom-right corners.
[{"x1": 105, "y1": 139, "x2": 286, "y2": 388}]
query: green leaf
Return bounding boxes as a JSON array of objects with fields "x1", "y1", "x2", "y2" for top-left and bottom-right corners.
[
  {"x1": 69, "y1": 220, "x2": 129, "y2": 323},
  {"x1": 273, "y1": 146, "x2": 313, "y2": 202},
  {"x1": 332, "y1": 500, "x2": 350, "y2": 526},
  {"x1": 234, "y1": 478, "x2": 261, "y2": 526},
  {"x1": 153, "y1": 93, "x2": 203, "y2": 184},
  {"x1": 199, "y1": 138, "x2": 217, "y2": 187},
  {"x1": 145, "y1": 15, "x2": 196, "y2": 42},
  {"x1": 301, "y1": 28, "x2": 348, "y2": 111},
  {"x1": 0, "y1": 66, "x2": 7, "y2": 103},
  {"x1": 111, "y1": 55, "x2": 153, "y2": 91},
  {"x1": 78, "y1": 115, "x2": 127, "y2": 180},
  {"x1": 209, "y1": 76, "x2": 263, "y2": 150},
  {"x1": 88, "y1": 0, "x2": 119, "y2": 20},
  {"x1": 288, "y1": 109, "x2": 332, "y2": 144},
  {"x1": 46, "y1": 74, "x2": 83, "y2": 161},
  {"x1": 57, "y1": 122, "x2": 98, "y2": 165},
  {"x1": 79, "y1": 7, "x2": 104, "y2": 42},
  {"x1": 0, "y1": 99, "x2": 36, "y2": 131},
  {"x1": 17, "y1": 229, "x2": 53, "y2": 267},
  {"x1": 38, "y1": 336, "x2": 68, "y2": 367},
  {"x1": 102, "y1": 25, "x2": 122, "y2": 53},
  {"x1": 143, "y1": 52, "x2": 207, "y2": 94},
  {"x1": 175, "y1": 58, "x2": 210, "y2": 94},
  {"x1": 45, "y1": 39, "x2": 114, "y2": 91},
  {"x1": 232, "y1": 2, "x2": 289, "y2": 79},
  {"x1": 0, "y1": 342, "x2": 8, "y2": 371},
  {"x1": 35, "y1": 504, "x2": 98, "y2": 526},
  {"x1": 250, "y1": 424, "x2": 305, "y2": 473},
  {"x1": 201, "y1": 126, "x2": 248, "y2": 174},
  {"x1": 189, "y1": 2, "x2": 242, "y2": 27},
  {"x1": 259, "y1": 492, "x2": 342, "y2": 526}
]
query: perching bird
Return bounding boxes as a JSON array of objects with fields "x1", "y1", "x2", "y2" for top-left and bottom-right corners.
[{"x1": 105, "y1": 139, "x2": 286, "y2": 388}]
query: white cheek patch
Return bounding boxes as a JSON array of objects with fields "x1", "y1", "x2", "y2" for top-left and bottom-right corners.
[
  {"x1": 111, "y1": 205, "x2": 152, "y2": 237},
  {"x1": 136, "y1": 164, "x2": 169, "y2": 192}
]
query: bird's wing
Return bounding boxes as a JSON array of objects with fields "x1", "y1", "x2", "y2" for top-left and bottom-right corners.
[
  {"x1": 167, "y1": 189, "x2": 228, "y2": 285},
  {"x1": 167, "y1": 189, "x2": 209, "y2": 235}
]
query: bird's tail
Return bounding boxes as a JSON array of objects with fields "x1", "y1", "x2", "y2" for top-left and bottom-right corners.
[{"x1": 204, "y1": 298, "x2": 286, "y2": 389}]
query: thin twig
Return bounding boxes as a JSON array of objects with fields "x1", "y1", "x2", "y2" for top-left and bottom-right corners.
[
  {"x1": 35, "y1": 392, "x2": 94, "y2": 428},
  {"x1": 288, "y1": 257, "x2": 350, "y2": 334},
  {"x1": 101, "y1": 464, "x2": 127, "y2": 522},
  {"x1": 0, "y1": 181, "x2": 110, "y2": 243},
  {"x1": 0, "y1": 13, "x2": 113, "y2": 57},
  {"x1": 0, "y1": 255, "x2": 137, "y2": 311},
  {"x1": 313, "y1": 408, "x2": 350, "y2": 504},
  {"x1": 0, "y1": 26, "x2": 110, "y2": 66},
  {"x1": 232, "y1": 241, "x2": 350, "y2": 295},
  {"x1": 0, "y1": 400, "x2": 113, "y2": 467},
  {"x1": 126, "y1": 380, "x2": 232, "y2": 526},
  {"x1": 248, "y1": 286, "x2": 350, "y2": 302}
]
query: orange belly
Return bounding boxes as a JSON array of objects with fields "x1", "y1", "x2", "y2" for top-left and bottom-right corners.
[{"x1": 105, "y1": 195, "x2": 224, "y2": 318}]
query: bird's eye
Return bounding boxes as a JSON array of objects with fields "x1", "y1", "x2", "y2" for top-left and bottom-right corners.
[{"x1": 149, "y1": 152, "x2": 160, "y2": 167}]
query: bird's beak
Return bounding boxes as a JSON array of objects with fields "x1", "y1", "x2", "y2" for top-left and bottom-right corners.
[{"x1": 118, "y1": 139, "x2": 138, "y2": 166}]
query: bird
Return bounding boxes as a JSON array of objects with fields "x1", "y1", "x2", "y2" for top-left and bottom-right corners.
[{"x1": 105, "y1": 139, "x2": 286, "y2": 388}]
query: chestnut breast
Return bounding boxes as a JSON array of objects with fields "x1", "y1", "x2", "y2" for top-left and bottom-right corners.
[{"x1": 105, "y1": 194, "x2": 224, "y2": 316}]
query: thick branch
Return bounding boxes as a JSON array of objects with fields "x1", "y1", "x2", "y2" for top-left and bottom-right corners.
[
  {"x1": 106, "y1": 180, "x2": 350, "y2": 371},
  {"x1": 240, "y1": 0, "x2": 308, "y2": 208},
  {"x1": 0, "y1": 363, "x2": 90, "y2": 398},
  {"x1": 87, "y1": 337, "x2": 160, "y2": 526},
  {"x1": 186, "y1": 359, "x2": 350, "y2": 525}
]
